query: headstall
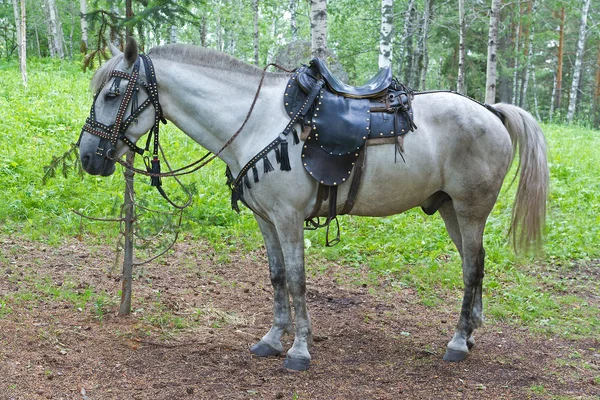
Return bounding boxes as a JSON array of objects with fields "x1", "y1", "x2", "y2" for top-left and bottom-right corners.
[{"x1": 80, "y1": 53, "x2": 166, "y2": 185}]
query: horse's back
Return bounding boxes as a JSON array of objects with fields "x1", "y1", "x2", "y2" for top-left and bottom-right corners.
[{"x1": 346, "y1": 92, "x2": 513, "y2": 216}]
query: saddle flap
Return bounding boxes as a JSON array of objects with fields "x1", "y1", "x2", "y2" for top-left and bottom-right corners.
[
  {"x1": 311, "y1": 90, "x2": 371, "y2": 155},
  {"x1": 302, "y1": 136, "x2": 360, "y2": 186}
]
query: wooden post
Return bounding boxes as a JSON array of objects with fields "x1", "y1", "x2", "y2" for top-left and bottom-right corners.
[{"x1": 119, "y1": 151, "x2": 135, "y2": 316}]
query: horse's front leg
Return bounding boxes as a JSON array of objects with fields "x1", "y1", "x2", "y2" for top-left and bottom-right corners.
[
  {"x1": 250, "y1": 215, "x2": 292, "y2": 357},
  {"x1": 273, "y1": 213, "x2": 312, "y2": 371}
]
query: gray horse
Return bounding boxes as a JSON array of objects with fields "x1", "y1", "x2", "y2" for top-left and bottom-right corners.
[{"x1": 78, "y1": 38, "x2": 548, "y2": 371}]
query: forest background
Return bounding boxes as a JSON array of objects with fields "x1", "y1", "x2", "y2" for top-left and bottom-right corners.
[{"x1": 2, "y1": 0, "x2": 600, "y2": 127}]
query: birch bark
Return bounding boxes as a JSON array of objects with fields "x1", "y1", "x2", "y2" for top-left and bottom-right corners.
[
  {"x1": 521, "y1": 0, "x2": 537, "y2": 108},
  {"x1": 418, "y1": 0, "x2": 432, "y2": 90},
  {"x1": 310, "y1": 0, "x2": 327, "y2": 59},
  {"x1": 46, "y1": 0, "x2": 64, "y2": 58},
  {"x1": 566, "y1": 0, "x2": 591, "y2": 123},
  {"x1": 13, "y1": 0, "x2": 27, "y2": 86},
  {"x1": 253, "y1": 0, "x2": 259, "y2": 66},
  {"x1": 397, "y1": 0, "x2": 415, "y2": 80},
  {"x1": 485, "y1": 0, "x2": 501, "y2": 104},
  {"x1": 80, "y1": 0, "x2": 88, "y2": 53},
  {"x1": 379, "y1": 0, "x2": 393, "y2": 68},
  {"x1": 457, "y1": 0, "x2": 466, "y2": 93}
]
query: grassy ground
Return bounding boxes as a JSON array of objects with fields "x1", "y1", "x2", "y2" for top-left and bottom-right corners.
[{"x1": 1, "y1": 58, "x2": 599, "y2": 341}]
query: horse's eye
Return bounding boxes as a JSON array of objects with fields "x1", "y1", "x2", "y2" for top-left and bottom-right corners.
[{"x1": 105, "y1": 89, "x2": 120, "y2": 100}]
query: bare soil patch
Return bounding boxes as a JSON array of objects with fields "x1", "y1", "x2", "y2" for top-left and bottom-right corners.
[{"x1": 1, "y1": 237, "x2": 599, "y2": 399}]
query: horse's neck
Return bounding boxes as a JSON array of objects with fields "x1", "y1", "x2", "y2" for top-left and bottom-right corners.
[{"x1": 154, "y1": 60, "x2": 289, "y2": 173}]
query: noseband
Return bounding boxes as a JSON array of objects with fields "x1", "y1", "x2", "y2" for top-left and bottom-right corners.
[{"x1": 80, "y1": 54, "x2": 165, "y2": 158}]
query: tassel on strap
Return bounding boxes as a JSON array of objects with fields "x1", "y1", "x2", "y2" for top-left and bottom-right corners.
[
  {"x1": 263, "y1": 156, "x2": 274, "y2": 173},
  {"x1": 279, "y1": 141, "x2": 291, "y2": 171},
  {"x1": 252, "y1": 166, "x2": 259, "y2": 182}
]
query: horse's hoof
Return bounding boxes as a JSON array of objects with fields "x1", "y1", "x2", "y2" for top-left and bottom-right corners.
[
  {"x1": 250, "y1": 341, "x2": 281, "y2": 357},
  {"x1": 283, "y1": 356, "x2": 310, "y2": 371},
  {"x1": 443, "y1": 348, "x2": 468, "y2": 362}
]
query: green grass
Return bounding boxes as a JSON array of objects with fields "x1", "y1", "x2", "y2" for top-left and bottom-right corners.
[{"x1": 1, "y1": 59, "x2": 599, "y2": 338}]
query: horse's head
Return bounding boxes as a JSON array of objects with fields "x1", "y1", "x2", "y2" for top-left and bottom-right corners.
[{"x1": 79, "y1": 37, "x2": 161, "y2": 176}]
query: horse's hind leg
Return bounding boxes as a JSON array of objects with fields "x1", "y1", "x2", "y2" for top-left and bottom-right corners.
[
  {"x1": 250, "y1": 216, "x2": 292, "y2": 357},
  {"x1": 439, "y1": 201, "x2": 476, "y2": 350},
  {"x1": 443, "y1": 202, "x2": 488, "y2": 362}
]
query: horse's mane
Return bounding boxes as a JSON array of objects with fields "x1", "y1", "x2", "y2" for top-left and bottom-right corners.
[
  {"x1": 90, "y1": 53, "x2": 124, "y2": 93},
  {"x1": 148, "y1": 44, "x2": 269, "y2": 77},
  {"x1": 90, "y1": 44, "x2": 283, "y2": 93}
]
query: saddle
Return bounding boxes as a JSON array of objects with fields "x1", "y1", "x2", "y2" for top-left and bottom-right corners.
[{"x1": 284, "y1": 58, "x2": 417, "y2": 243}]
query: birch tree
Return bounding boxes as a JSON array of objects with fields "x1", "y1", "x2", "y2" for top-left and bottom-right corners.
[
  {"x1": 457, "y1": 0, "x2": 466, "y2": 93},
  {"x1": 418, "y1": 0, "x2": 432, "y2": 90},
  {"x1": 46, "y1": 0, "x2": 64, "y2": 58},
  {"x1": 310, "y1": 0, "x2": 327, "y2": 59},
  {"x1": 12, "y1": 0, "x2": 27, "y2": 86},
  {"x1": 555, "y1": 7, "x2": 565, "y2": 111},
  {"x1": 290, "y1": 0, "x2": 298, "y2": 41},
  {"x1": 253, "y1": 0, "x2": 259, "y2": 66},
  {"x1": 484, "y1": 0, "x2": 501, "y2": 104},
  {"x1": 520, "y1": 0, "x2": 537, "y2": 108},
  {"x1": 566, "y1": 0, "x2": 591, "y2": 123},
  {"x1": 80, "y1": 0, "x2": 88, "y2": 53},
  {"x1": 397, "y1": 0, "x2": 415, "y2": 80},
  {"x1": 378, "y1": 0, "x2": 393, "y2": 68}
]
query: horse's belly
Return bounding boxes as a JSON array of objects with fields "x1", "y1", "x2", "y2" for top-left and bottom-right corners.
[{"x1": 331, "y1": 143, "x2": 442, "y2": 217}]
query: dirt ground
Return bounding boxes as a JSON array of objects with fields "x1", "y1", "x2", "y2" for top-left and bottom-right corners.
[{"x1": 0, "y1": 236, "x2": 599, "y2": 399}]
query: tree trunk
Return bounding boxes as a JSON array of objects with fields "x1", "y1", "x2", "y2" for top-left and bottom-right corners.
[
  {"x1": 555, "y1": 7, "x2": 565, "y2": 111},
  {"x1": 119, "y1": 151, "x2": 136, "y2": 316},
  {"x1": 46, "y1": 0, "x2": 64, "y2": 58},
  {"x1": 549, "y1": 67, "x2": 557, "y2": 122},
  {"x1": 46, "y1": 0, "x2": 65, "y2": 58},
  {"x1": 170, "y1": 26, "x2": 178, "y2": 43},
  {"x1": 379, "y1": 0, "x2": 393, "y2": 69},
  {"x1": 200, "y1": 16, "x2": 207, "y2": 47},
  {"x1": 511, "y1": 15, "x2": 520, "y2": 104},
  {"x1": 253, "y1": 0, "x2": 259, "y2": 66},
  {"x1": 485, "y1": 0, "x2": 501, "y2": 104},
  {"x1": 290, "y1": 0, "x2": 298, "y2": 41},
  {"x1": 457, "y1": 0, "x2": 466, "y2": 94},
  {"x1": 521, "y1": 0, "x2": 537, "y2": 108},
  {"x1": 593, "y1": 45, "x2": 600, "y2": 128},
  {"x1": 398, "y1": 0, "x2": 415, "y2": 81},
  {"x1": 12, "y1": 0, "x2": 27, "y2": 87},
  {"x1": 566, "y1": 0, "x2": 591, "y2": 124},
  {"x1": 79, "y1": 0, "x2": 88, "y2": 53},
  {"x1": 125, "y1": 0, "x2": 133, "y2": 39},
  {"x1": 310, "y1": 0, "x2": 327, "y2": 59},
  {"x1": 418, "y1": 0, "x2": 432, "y2": 90}
]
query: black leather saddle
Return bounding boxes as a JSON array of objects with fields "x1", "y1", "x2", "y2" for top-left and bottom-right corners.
[{"x1": 285, "y1": 58, "x2": 416, "y2": 187}]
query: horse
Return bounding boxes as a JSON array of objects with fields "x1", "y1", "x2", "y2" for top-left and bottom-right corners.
[{"x1": 78, "y1": 38, "x2": 548, "y2": 371}]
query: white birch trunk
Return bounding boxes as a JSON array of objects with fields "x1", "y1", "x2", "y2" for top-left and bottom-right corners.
[
  {"x1": 521, "y1": 0, "x2": 537, "y2": 108},
  {"x1": 310, "y1": 0, "x2": 327, "y2": 59},
  {"x1": 170, "y1": 26, "x2": 178, "y2": 44},
  {"x1": 253, "y1": 0, "x2": 259, "y2": 66},
  {"x1": 79, "y1": 0, "x2": 88, "y2": 53},
  {"x1": 457, "y1": 0, "x2": 466, "y2": 93},
  {"x1": 485, "y1": 0, "x2": 501, "y2": 104},
  {"x1": 290, "y1": 0, "x2": 298, "y2": 41},
  {"x1": 511, "y1": 19, "x2": 520, "y2": 104},
  {"x1": 549, "y1": 68, "x2": 557, "y2": 122},
  {"x1": 566, "y1": 0, "x2": 591, "y2": 123},
  {"x1": 13, "y1": 0, "x2": 27, "y2": 86},
  {"x1": 419, "y1": 0, "x2": 432, "y2": 90},
  {"x1": 397, "y1": 0, "x2": 415, "y2": 80},
  {"x1": 46, "y1": 0, "x2": 64, "y2": 58},
  {"x1": 379, "y1": 0, "x2": 393, "y2": 69}
]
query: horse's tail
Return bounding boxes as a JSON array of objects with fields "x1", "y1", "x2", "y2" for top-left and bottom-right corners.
[{"x1": 493, "y1": 103, "x2": 549, "y2": 252}]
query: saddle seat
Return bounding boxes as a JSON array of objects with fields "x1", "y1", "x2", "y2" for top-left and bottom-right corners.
[{"x1": 310, "y1": 58, "x2": 392, "y2": 99}]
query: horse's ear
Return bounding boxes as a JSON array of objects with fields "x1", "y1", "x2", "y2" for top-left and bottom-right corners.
[
  {"x1": 123, "y1": 37, "x2": 138, "y2": 69},
  {"x1": 109, "y1": 42, "x2": 122, "y2": 57}
]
